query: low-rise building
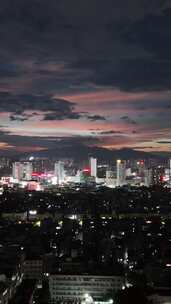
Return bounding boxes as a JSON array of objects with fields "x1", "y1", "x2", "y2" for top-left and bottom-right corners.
[
  {"x1": 23, "y1": 258, "x2": 43, "y2": 279},
  {"x1": 49, "y1": 274, "x2": 124, "y2": 303}
]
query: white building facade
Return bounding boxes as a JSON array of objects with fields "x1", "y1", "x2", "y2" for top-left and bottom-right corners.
[
  {"x1": 49, "y1": 274, "x2": 125, "y2": 303},
  {"x1": 116, "y1": 160, "x2": 126, "y2": 187},
  {"x1": 12, "y1": 162, "x2": 33, "y2": 181},
  {"x1": 54, "y1": 161, "x2": 65, "y2": 185},
  {"x1": 90, "y1": 157, "x2": 97, "y2": 178}
]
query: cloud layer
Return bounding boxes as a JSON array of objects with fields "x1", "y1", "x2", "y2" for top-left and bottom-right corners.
[{"x1": 0, "y1": 0, "x2": 171, "y2": 153}]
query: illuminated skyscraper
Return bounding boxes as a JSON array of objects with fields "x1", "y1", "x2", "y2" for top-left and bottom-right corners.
[
  {"x1": 12, "y1": 162, "x2": 22, "y2": 180},
  {"x1": 169, "y1": 159, "x2": 171, "y2": 185},
  {"x1": 89, "y1": 157, "x2": 97, "y2": 178},
  {"x1": 54, "y1": 161, "x2": 65, "y2": 184},
  {"x1": 144, "y1": 168, "x2": 153, "y2": 187},
  {"x1": 12, "y1": 162, "x2": 33, "y2": 181},
  {"x1": 106, "y1": 170, "x2": 115, "y2": 188},
  {"x1": 22, "y1": 162, "x2": 33, "y2": 180},
  {"x1": 151, "y1": 167, "x2": 165, "y2": 186},
  {"x1": 116, "y1": 159, "x2": 126, "y2": 186}
]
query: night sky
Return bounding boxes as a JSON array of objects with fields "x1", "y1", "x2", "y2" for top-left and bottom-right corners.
[{"x1": 0, "y1": 0, "x2": 171, "y2": 154}]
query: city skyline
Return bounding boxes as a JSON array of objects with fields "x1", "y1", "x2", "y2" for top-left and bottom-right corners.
[{"x1": 0, "y1": 1, "x2": 171, "y2": 154}]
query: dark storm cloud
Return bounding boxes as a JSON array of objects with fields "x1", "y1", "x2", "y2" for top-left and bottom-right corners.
[
  {"x1": 131, "y1": 146, "x2": 154, "y2": 150},
  {"x1": 90, "y1": 59, "x2": 171, "y2": 91},
  {"x1": 86, "y1": 115, "x2": 106, "y2": 121},
  {"x1": 120, "y1": 116, "x2": 137, "y2": 125},
  {"x1": 0, "y1": 92, "x2": 74, "y2": 113},
  {"x1": 0, "y1": 92, "x2": 79, "y2": 120},
  {"x1": 54, "y1": 136, "x2": 101, "y2": 147},
  {"x1": 0, "y1": 128, "x2": 129, "y2": 152},
  {"x1": 64, "y1": 3, "x2": 171, "y2": 92},
  {"x1": 0, "y1": 132, "x2": 101, "y2": 150},
  {"x1": 90, "y1": 129, "x2": 130, "y2": 135},
  {"x1": 43, "y1": 112, "x2": 106, "y2": 121},
  {"x1": 0, "y1": 92, "x2": 106, "y2": 121},
  {"x1": 0, "y1": 0, "x2": 170, "y2": 93},
  {"x1": 0, "y1": 0, "x2": 171, "y2": 153},
  {"x1": 0, "y1": 63, "x2": 24, "y2": 78},
  {"x1": 43, "y1": 112, "x2": 81, "y2": 121},
  {"x1": 157, "y1": 141, "x2": 171, "y2": 144},
  {"x1": 0, "y1": 132, "x2": 50, "y2": 147},
  {"x1": 9, "y1": 115, "x2": 28, "y2": 122},
  {"x1": 99, "y1": 130, "x2": 123, "y2": 135}
]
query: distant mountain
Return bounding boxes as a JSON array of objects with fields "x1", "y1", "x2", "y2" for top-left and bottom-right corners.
[
  {"x1": 0, "y1": 145, "x2": 168, "y2": 162},
  {"x1": 24, "y1": 145, "x2": 166, "y2": 162}
]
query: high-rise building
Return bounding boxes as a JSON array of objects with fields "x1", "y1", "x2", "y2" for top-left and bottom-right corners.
[
  {"x1": 12, "y1": 162, "x2": 22, "y2": 180},
  {"x1": 22, "y1": 162, "x2": 33, "y2": 180},
  {"x1": 136, "y1": 160, "x2": 145, "y2": 176},
  {"x1": 144, "y1": 166, "x2": 169, "y2": 187},
  {"x1": 151, "y1": 167, "x2": 165, "y2": 186},
  {"x1": 144, "y1": 167, "x2": 165, "y2": 187},
  {"x1": 12, "y1": 162, "x2": 33, "y2": 181},
  {"x1": 31, "y1": 157, "x2": 54, "y2": 172},
  {"x1": 54, "y1": 161, "x2": 65, "y2": 184},
  {"x1": 116, "y1": 159, "x2": 126, "y2": 187},
  {"x1": 106, "y1": 170, "x2": 116, "y2": 188},
  {"x1": 89, "y1": 157, "x2": 97, "y2": 178},
  {"x1": 144, "y1": 168, "x2": 153, "y2": 187},
  {"x1": 169, "y1": 159, "x2": 171, "y2": 185},
  {"x1": 0, "y1": 157, "x2": 10, "y2": 169}
]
